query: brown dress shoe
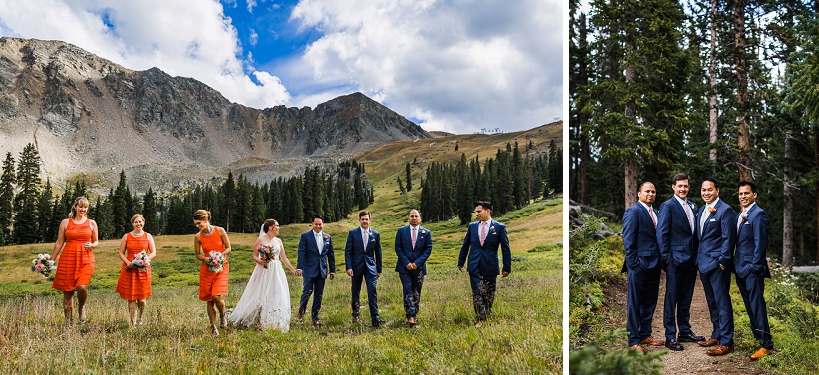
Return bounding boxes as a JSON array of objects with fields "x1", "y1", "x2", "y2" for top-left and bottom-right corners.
[
  {"x1": 697, "y1": 338, "x2": 719, "y2": 347},
  {"x1": 407, "y1": 317, "x2": 417, "y2": 327},
  {"x1": 706, "y1": 345, "x2": 734, "y2": 356},
  {"x1": 475, "y1": 320, "x2": 483, "y2": 328},
  {"x1": 750, "y1": 347, "x2": 773, "y2": 360},
  {"x1": 640, "y1": 336, "x2": 664, "y2": 346},
  {"x1": 628, "y1": 344, "x2": 648, "y2": 354}
]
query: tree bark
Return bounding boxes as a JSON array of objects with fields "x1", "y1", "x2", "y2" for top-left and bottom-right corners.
[
  {"x1": 624, "y1": 61, "x2": 637, "y2": 210},
  {"x1": 735, "y1": 0, "x2": 752, "y2": 181},
  {"x1": 784, "y1": 132, "x2": 794, "y2": 266},
  {"x1": 709, "y1": 0, "x2": 719, "y2": 167},
  {"x1": 579, "y1": 13, "x2": 591, "y2": 205}
]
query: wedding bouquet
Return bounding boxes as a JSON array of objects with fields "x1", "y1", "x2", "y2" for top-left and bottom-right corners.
[
  {"x1": 206, "y1": 251, "x2": 225, "y2": 272},
  {"x1": 131, "y1": 250, "x2": 150, "y2": 271},
  {"x1": 258, "y1": 244, "x2": 273, "y2": 269},
  {"x1": 31, "y1": 253, "x2": 57, "y2": 278}
]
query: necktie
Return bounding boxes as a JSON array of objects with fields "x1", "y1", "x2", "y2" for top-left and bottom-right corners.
[
  {"x1": 700, "y1": 205, "x2": 710, "y2": 235},
  {"x1": 315, "y1": 232, "x2": 323, "y2": 252},
  {"x1": 411, "y1": 227, "x2": 417, "y2": 248},
  {"x1": 737, "y1": 208, "x2": 746, "y2": 232},
  {"x1": 648, "y1": 207, "x2": 657, "y2": 228},
  {"x1": 363, "y1": 229, "x2": 369, "y2": 249},
  {"x1": 480, "y1": 221, "x2": 486, "y2": 246},
  {"x1": 683, "y1": 201, "x2": 694, "y2": 232}
]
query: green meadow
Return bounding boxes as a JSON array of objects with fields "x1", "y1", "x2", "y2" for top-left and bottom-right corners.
[{"x1": 0, "y1": 127, "x2": 562, "y2": 374}]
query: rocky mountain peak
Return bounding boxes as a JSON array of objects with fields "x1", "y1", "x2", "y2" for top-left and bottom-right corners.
[{"x1": 0, "y1": 37, "x2": 430, "y2": 193}]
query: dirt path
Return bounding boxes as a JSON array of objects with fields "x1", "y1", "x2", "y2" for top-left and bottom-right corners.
[{"x1": 647, "y1": 273, "x2": 775, "y2": 375}]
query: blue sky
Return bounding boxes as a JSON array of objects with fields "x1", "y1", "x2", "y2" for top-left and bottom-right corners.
[{"x1": 0, "y1": 0, "x2": 562, "y2": 134}]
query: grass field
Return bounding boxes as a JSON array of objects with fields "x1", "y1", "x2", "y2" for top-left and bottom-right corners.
[{"x1": 0, "y1": 200, "x2": 561, "y2": 374}]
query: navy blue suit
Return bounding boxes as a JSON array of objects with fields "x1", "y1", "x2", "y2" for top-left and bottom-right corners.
[
  {"x1": 656, "y1": 196, "x2": 699, "y2": 341},
  {"x1": 621, "y1": 202, "x2": 661, "y2": 346},
  {"x1": 696, "y1": 198, "x2": 737, "y2": 346},
  {"x1": 395, "y1": 225, "x2": 433, "y2": 318},
  {"x1": 457, "y1": 219, "x2": 511, "y2": 320},
  {"x1": 344, "y1": 227, "x2": 382, "y2": 321},
  {"x1": 297, "y1": 230, "x2": 336, "y2": 321},
  {"x1": 734, "y1": 203, "x2": 773, "y2": 349}
]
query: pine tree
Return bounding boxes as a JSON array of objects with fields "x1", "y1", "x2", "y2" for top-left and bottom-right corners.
[
  {"x1": 220, "y1": 171, "x2": 236, "y2": 232},
  {"x1": 397, "y1": 176, "x2": 406, "y2": 194},
  {"x1": 13, "y1": 144, "x2": 41, "y2": 244},
  {"x1": 36, "y1": 179, "x2": 53, "y2": 242},
  {"x1": 456, "y1": 153, "x2": 473, "y2": 225},
  {"x1": 405, "y1": 162, "x2": 412, "y2": 191},
  {"x1": 112, "y1": 171, "x2": 129, "y2": 236},
  {"x1": 0, "y1": 152, "x2": 15, "y2": 243},
  {"x1": 143, "y1": 188, "x2": 158, "y2": 234}
]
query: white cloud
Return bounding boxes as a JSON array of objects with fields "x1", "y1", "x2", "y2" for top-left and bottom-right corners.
[
  {"x1": 288, "y1": 0, "x2": 562, "y2": 133},
  {"x1": 249, "y1": 28, "x2": 258, "y2": 46},
  {"x1": 0, "y1": 0, "x2": 290, "y2": 109},
  {"x1": 246, "y1": 0, "x2": 257, "y2": 13}
]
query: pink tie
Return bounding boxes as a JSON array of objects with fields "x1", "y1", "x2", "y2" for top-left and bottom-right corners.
[
  {"x1": 480, "y1": 222, "x2": 486, "y2": 246},
  {"x1": 737, "y1": 209, "x2": 746, "y2": 231},
  {"x1": 411, "y1": 227, "x2": 417, "y2": 248},
  {"x1": 648, "y1": 208, "x2": 657, "y2": 228}
]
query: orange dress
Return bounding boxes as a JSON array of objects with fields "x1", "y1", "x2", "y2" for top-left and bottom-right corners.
[
  {"x1": 198, "y1": 227, "x2": 229, "y2": 301},
  {"x1": 115, "y1": 232, "x2": 152, "y2": 300},
  {"x1": 51, "y1": 219, "x2": 95, "y2": 291}
]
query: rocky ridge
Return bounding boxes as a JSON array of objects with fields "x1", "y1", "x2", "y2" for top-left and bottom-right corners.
[{"x1": 0, "y1": 37, "x2": 430, "y2": 193}]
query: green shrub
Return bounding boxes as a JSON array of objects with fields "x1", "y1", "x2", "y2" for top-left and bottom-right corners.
[{"x1": 569, "y1": 329, "x2": 664, "y2": 375}]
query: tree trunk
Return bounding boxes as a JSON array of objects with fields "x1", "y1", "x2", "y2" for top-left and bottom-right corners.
[
  {"x1": 709, "y1": 0, "x2": 719, "y2": 166},
  {"x1": 624, "y1": 59, "x2": 637, "y2": 209},
  {"x1": 735, "y1": 0, "x2": 752, "y2": 181},
  {"x1": 579, "y1": 13, "x2": 591, "y2": 205},
  {"x1": 783, "y1": 132, "x2": 794, "y2": 266},
  {"x1": 815, "y1": 129, "x2": 818, "y2": 264}
]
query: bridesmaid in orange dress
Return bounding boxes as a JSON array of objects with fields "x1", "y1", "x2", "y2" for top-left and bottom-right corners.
[
  {"x1": 51, "y1": 197, "x2": 99, "y2": 326},
  {"x1": 115, "y1": 214, "x2": 157, "y2": 327},
  {"x1": 193, "y1": 209, "x2": 231, "y2": 335}
]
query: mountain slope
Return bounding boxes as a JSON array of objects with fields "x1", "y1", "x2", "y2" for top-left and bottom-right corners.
[{"x1": 0, "y1": 37, "x2": 430, "y2": 192}]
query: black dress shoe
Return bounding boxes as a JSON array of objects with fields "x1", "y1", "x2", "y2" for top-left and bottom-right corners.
[
  {"x1": 678, "y1": 332, "x2": 706, "y2": 342},
  {"x1": 372, "y1": 319, "x2": 385, "y2": 328},
  {"x1": 665, "y1": 339, "x2": 684, "y2": 351}
]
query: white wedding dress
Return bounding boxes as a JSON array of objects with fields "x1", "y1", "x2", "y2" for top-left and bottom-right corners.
[{"x1": 229, "y1": 242, "x2": 291, "y2": 331}]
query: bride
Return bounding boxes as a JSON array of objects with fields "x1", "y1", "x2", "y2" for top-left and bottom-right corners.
[{"x1": 229, "y1": 219, "x2": 296, "y2": 331}]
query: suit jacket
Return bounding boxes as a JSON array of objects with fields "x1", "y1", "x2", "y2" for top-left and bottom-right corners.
[
  {"x1": 297, "y1": 230, "x2": 336, "y2": 279},
  {"x1": 457, "y1": 219, "x2": 512, "y2": 275},
  {"x1": 621, "y1": 202, "x2": 660, "y2": 272},
  {"x1": 734, "y1": 204, "x2": 771, "y2": 278},
  {"x1": 696, "y1": 198, "x2": 737, "y2": 273},
  {"x1": 394, "y1": 225, "x2": 433, "y2": 274},
  {"x1": 656, "y1": 196, "x2": 698, "y2": 266},
  {"x1": 344, "y1": 227, "x2": 382, "y2": 275}
]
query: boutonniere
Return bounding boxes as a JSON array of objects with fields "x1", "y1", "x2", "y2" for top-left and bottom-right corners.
[
  {"x1": 489, "y1": 225, "x2": 496, "y2": 234},
  {"x1": 740, "y1": 212, "x2": 748, "y2": 224},
  {"x1": 688, "y1": 202, "x2": 696, "y2": 211},
  {"x1": 708, "y1": 207, "x2": 716, "y2": 215},
  {"x1": 323, "y1": 234, "x2": 329, "y2": 240},
  {"x1": 420, "y1": 229, "x2": 426, "y2": 235}
]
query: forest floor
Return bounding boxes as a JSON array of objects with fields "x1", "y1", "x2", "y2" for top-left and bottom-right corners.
[{"x1": 607, "y1": 273, "x2": 776, "y2": 374}]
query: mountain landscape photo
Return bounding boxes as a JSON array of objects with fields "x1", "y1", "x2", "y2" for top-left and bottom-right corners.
[{"x1": 0, "y1": 37, "x2": 563, "y2": 374}]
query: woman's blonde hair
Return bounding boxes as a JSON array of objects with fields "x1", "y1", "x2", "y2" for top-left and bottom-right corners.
[
  {"x1": 69, "y1": 196, "x2": 90, "y2": 219},
  {"x1": 131, "y1": 214, "x2": 145, "y2": 224}
]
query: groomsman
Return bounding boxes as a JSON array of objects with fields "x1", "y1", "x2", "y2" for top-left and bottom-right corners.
[
  {"x1": 695, "y1": 177, "x2": 737, "y2": 356},
  {"x1": 394, "y1": 210, "x2": 433, "y2": 327},
  {"x1": 621, "y1": 182, "x2": 664, "y2": 354},
  {"x1": 295, "y1": 215, "x2": 336, "y2": 326},
  {"x1": 656, "y1": 173, "x2": 705, "y2": 351},
  {"x1": 458, "y1": 201, "x2": 511, "y2": 328},
  {"x1": 734, "y1": 180, "x2": 774, "y2": 359},
  {"x1": 344, "y1": 211, "x2": 384, "y2": 327}
]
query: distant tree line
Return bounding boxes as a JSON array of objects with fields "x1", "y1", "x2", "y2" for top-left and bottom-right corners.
[
  {"x1": 0, "y1": 145, "x2": 374, "y2": 244},
  {"x1": 420, "y1": 140, "x2": 561, "y2": 224}
]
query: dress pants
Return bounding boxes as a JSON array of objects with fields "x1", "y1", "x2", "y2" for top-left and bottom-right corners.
[
  {"x1": 298, "y1": 276, "x2": 326, "y2": 320},
  {"x1": 663, "y1": 260, "x2": 698, "y2": 340},
  {"x1": 626, "y1": 265, "x2": 661, "y2": 346},
  {"x1": 700, "y1": 267, "x2": 734, "y2": 346},
  {"x1": 351, "y1": 272, "x2": 379, "y2": 320},
  {"x1": 736, "y1": 273, "x2": 773, "y2": 349},
  {"x1": 399, "y1": 271, "x2": 425, "y2": 318},
  {"x1": 469, "y1": 272, "x2": 497, "y2": 320}
]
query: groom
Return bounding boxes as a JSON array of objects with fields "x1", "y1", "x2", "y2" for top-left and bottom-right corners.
[
  {"x1": 344, "y1": 211, "x2": 384, "y2": 327},
  {"x1": 296, "y1": 215, "x2": 336, "y2": 326},
  {"x1": 458, "y1": 201, "x2": 511, "y2": 327}
]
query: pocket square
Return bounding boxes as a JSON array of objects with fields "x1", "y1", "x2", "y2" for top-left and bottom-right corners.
[
  {"x1": 744, "y1": 222, "x2": 750, "y2": 225},
  {"x1": 709, "y1": 218, "x2": 716, "y2": 221}
]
